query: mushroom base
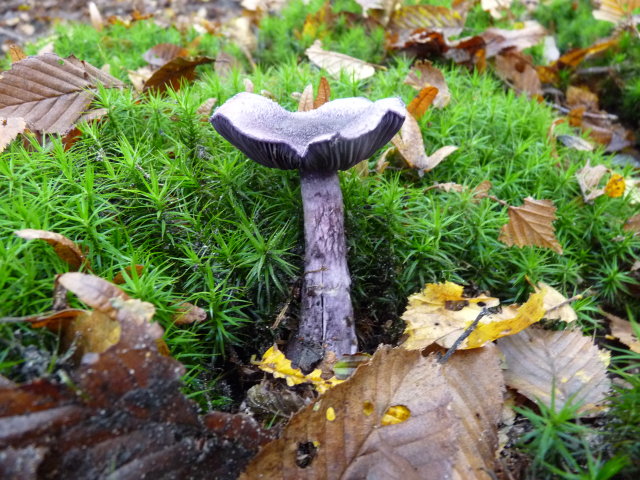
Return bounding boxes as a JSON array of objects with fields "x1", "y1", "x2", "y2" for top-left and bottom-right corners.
[{"x1": 287, "y1": 169, "x2": 358, "y2": 369}]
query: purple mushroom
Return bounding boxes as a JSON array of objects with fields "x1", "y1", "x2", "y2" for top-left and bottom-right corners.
[{"x1": 210, "y1": 92, "x2": 405, "y2": 369}]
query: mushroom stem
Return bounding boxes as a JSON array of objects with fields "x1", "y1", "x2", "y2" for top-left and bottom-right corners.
[{"x1": 288, "y1": 169, "x2": 358, "y2": 366}]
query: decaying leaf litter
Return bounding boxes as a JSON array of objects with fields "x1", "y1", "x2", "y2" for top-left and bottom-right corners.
[{"x1": 1, "y1": 0, "x2": 640, "y2": 479}]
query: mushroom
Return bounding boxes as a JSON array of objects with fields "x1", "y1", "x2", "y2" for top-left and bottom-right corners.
[{"x1": 210, "y1": 92, "x2": 405, "y2": 369}]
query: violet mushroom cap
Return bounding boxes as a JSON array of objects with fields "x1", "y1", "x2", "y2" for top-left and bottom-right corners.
[
  {"x1": 209, "y1": 92, "x2": 406, "y2": 171},
  {"x1": 209, "y1": 92, "x2": 405, "y2": 369}
]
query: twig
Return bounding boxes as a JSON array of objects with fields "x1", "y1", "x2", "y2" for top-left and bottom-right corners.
[
  {"x1": 550, "y1": 103, "x2": 618, "y2": 121},
  {"x1": 438, "y1": 308, "x2": 489, "y2": 364},
  {"x1": 545, "y1": 294, "x2": 583, "y2": 316},
  {"x1": 486, "y1": 194, "x2": 509, "y2": 207}
]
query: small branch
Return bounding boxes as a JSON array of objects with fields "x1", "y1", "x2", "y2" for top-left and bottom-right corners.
[
  {"x1": 486, "y1": 194, "x2": 509, "y2": 207},
  {"x1": 545, "y1": 294, "x2": 583, "y2": 316},
  {"x1": 438, "y1": 308, "x2": 489, "y2": 364},
  {"x1": 550, "y1": 103, "x2": 618, "y2": 122}
]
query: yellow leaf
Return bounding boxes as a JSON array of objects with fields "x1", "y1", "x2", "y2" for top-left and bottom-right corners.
[
  {"x1": 381, "y1": 405, "x2": 411, "y2": 426},
  {"x1": 604, "y1": 173, "x2": 625, "y2": 198},
  {"x1": 402, "y1": 282, "x2": 545, "y2": 350},
  {"x1": 253, "y1": 344, "x2": 343, "y2": 394},
  {"x1": 534, "y1": 282, "x2": 578, "y2": 322},
  {"x1": 499, "y1": 197, "x2": 563, "y2": 254}
]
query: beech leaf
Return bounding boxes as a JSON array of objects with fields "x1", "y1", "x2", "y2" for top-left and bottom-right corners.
[
  {"x1": 494, "y1": 50, "x2": 542, "y2": 97},
  {"x1": 143, "y1": 56, "x2": 214, "y2": 94},
  {"x1": 15, "y1": 229, "x2": 88, "y2": 271},
  {"x1": 497, "y1": 329, "x2": 611, "y2": 414},
  {"x1": 172, "y1": 302, "x2": 208, "y2": 325},
  {"x1": 0, "y1": 54, "x2": 123, "y2": 135},
  {"x1": 305, "y1": 40, "x2": 378, "y2": 81},
  {"x1": 241, "y1": 347, "x2": 459, "y2": 479},
  {"x1": 499, "y1": 197, "x2": 563, "y2": 254}
]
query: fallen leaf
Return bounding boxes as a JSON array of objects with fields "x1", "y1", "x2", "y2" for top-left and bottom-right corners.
[
  {"x1": 0, "y1": 54, "x2": 123, "y2": 135},
  {"x1": 143, "y1": 43, "x2": 189, "y2": 68},
  {"x1": 443, "y1": 345, "x2": 504, "y2": 479},
  {"x1": 494, "y1": 50, "x2": 542, "y2": 98},
  {"x1": 389, "y1": 4, "x2": 466, "y2": 39},
  {"x1": 604, "y1": 173, "x2": 625, "y2": 198},
  {"x1": 61, "y1": 310, "x2": 121, "y2": 358},
  {"x1": 128, "y1": 65, "x2": 154, "y2": 92},
  {"x1": 88, "y1": 1, "x2": 104, "y2": 31},
  {"x1": 143, "y1": 56, "x2": 214, "y2": 94},
  {"x1": 112, "y1": 265, "x2": 144, "y2": 284},
  {"x1": 305, "y1": 40, "x2": 378, "y2": 81},
  {"x1": 253, "y1": 344, "x2": 343, "y2": 394},
  {"x1": 196, "y1": 97, "x2": 217, "y2": 120},
  {"x1": 407, "y1": 86, "x2": 438, "y2": 119},
  {"x1": 593, "y1": 0, "x2": 640, "y2": 25},
  {"x1": 173, "y1": 302, "x2": 207, "y2": 325},
  {"x1": 558, "y1": 134, "x2": 595, "y2": 151},
  {"x1": 566, "y1": 85, "x2": 600, "y2": 111},
  {"x1": 497, "y1": 329, "x2": 611, "y2": 414},
  {"x1": 535, "y1": 282, "x2": 578, "y2": 322},
  {"x1": 0, "y1": 274, "x2": 271, "y2": 478},
  {"x1": 576, "y1": 160, "x2": 607, "y2": 203},
  {"x1": 57, "y1": 272, "x2": 129, "y2": 318},
  {"x1": 602, "y1": 311, "x2": 640, "y2": 353},
  {"x1": 241, "y1": 347, "x2": 459, "y2": 479},
  {"x1": 243, "y1": 380, "x2": 308, "y2": 421},
  {"x1": 624, "y1": 213, "x2": 640, "y2": 233},
  {"x1": 481, "y1": 0, "x2": 513, "y2": 18},
  {"x1": 481, "y1": 21, "x2": 547, "y2": 58},
  {"x1": 401, "y1": 282, "x2": 545, "y2": 350},
  {"x1": 0, "y1": 117, "x2": 26, "y2": 153},
  {"x1": 404, "y1": 60, "x2": 451, "y2": 108},
  {"x1": 8, "y1": 44, "x2": 27, "y2": 63},
  {"x1": 214, "y1": 51, "x2": 240, "y2": 79},
  {"x1": 313, "y1": 76, "x2": 331, "y2": 109},
  {"x1": 499, "y1": 197, "x2": 563, "y2": 254},
  {"x1": 297, "y1": 84, "x2": 314, "y2": 112},
  {"x1": 15, "y1": 229, "x2": 88, "y2": 271}
]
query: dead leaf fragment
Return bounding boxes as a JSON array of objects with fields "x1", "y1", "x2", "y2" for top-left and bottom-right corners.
[
  {"x1": 602, "y1": 311, "x2": 640, "y2": 353},
  {"x1": 8, "y1": 44, "x2": 27, "y2": 63},
  {"x1": 404, "y1": 60, "x2": 451, "y2": 108},
  {"x1": 15, "y1": 229, "x2": 88, "y2": 271},
  {"x1": 481, "y1": 0, "x2": 513, "y2": 18},
  {"x1": 313, "y1": 76, "x2": 331, "y2": 109},
  {"x1": 241, "y1": 347, "x2": 458, "y2": 480},
  {"x1": 173, "y1": 302, "x2": 207, "y2": 325},
  {"x1": 499, "y1": 197, "x2": 563, "y2": 254},
  {"x1": 576, "y1": 161, "x2": 608, "y2": 203},
  {"x1": 407, "y1": 86, "x2": 438, "y2": 119},
  {"x1": 305, "y1": 40, "x2": 378, "y2": 81},
  {"x1": 390, "y1": 4, "x2": 466, "y2": 38},
  {"x1": 494, "y1": 50, "x2": 542, "y2": 98},
  {"x1": 88, "y1": 2, "x2": 104, "y2": 31},
  {"x1": 0, "y1": 54, "x2": 123, "y2": 135},
  {"x1": 624, "y1": 213, "x2": 640, "y2": 233},
  {"x1": 0, "y1": 117, "x2": 26, "y2": 153},
  {"x1": 497, "y1": 329, "x2": 611, "y2": 414},
  {"x1": 297, "y1": 84, "x2": 314, "y2": 112},
  {"x1": 593, "y1": 0, "x2": 640, "y2": 25},
  {"x1": 143, "y1": 56, "x2": 214, "y2": 94},
  {"x1": 197, "y1": 98, "x2": 217, "y2": 120},
  {"x1": 143, "y1": 43, "x2": 189, "y2": 68},
  {"x1": 62, "y1": 310, "x2": 121, "y2": 358},
  {"x1": 535, "y1": 282, "x2": 578, "y2": 322}
]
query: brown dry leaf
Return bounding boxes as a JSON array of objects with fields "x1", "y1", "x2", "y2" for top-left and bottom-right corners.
[
  {"x1": 481, "y1": 21, "x2": 547, "y2": 58},
  {"x1": 313, "y1": 76, "x2": 331, "y2": 109},
  {"x1": 143, "y1": 56, "x2": 214, "y2": 94},
  {"x1": 497, "y1": 329, "x2": 611, "y2": 414},
  {"x1": 0, "y1": 275, "x2": 271, "y2": 478},
  {"x1": 444, "y1": 345, "x2": 504, "y2": 479},
  {"x1": 15, "y1": 229, "x2": 88, "y2": 271},
  {"x1": 0, "y1": 54, "x2": 123, "y2": 135},
  {"x1": 88, "y1": 1, "x2": 104, "y2": 31},
  {"x1": 173, "y1": 302, "x2": 207, "y2": 325},
  {"x1": 407, "y1": 86, "x2": 438, "y2": 119},
  {"x1": 297, "y1": 84, "x2": 314, "y2": 112},
  {"x1": 402, "y1": 282, "x2": 545, "y2": 350},
  {"x1": 473, "y1": 180, "x2": 493, "y2": 199},
  {"x1": 57, "y1": 272, "x2": 129, "y2": 318},
  {"x1": 576, "y1": 161, "x2": 608, "y2": 203},
  {"x1": 128, "y1": 65, "x2": 154, "y2": 92},
  {"x1": 602, "y1": 311, "x2": 640, "y2": 353},
  {"x1": 624, "y1": 213, "x2": 640, "y2": 232},
  {"x1": 196, "y1": 97, "x2": 218, "y2": 120},
  {"x1": 534, "y1": 282, "x2": 578, "y2": 322},
  {"x1": 0, "y1": 117, "x2": 26, "y2": 153},
  {"x1": 567, "y1": 85, "x2": 600, "y2": 111},
  {"x1": 241, "y1": 346, "x2": 459, "y2": 479},
  {"x1": 112, "y1": 265, "x2": 145, "y2": 284},
  {"x1": 499, "y1": 197, "x2": 563, "y2": 254},
  {"x1": 404, "y1": 60, "x2": 451, "y2": 108},
  {"x1": 391, "y1": 114, "x2": 457, "y2": 173},
  {"x1": 494, "y1": 50, "x2": 542, "y2": 98},
  {"x1": 426, "y1": 182, "x2": 466, "y2": 193},
  {"x1": 593, "y1": 0, "x2": 640, "y2": 24},
  {"x1": 305, "y1": 40, "x2": 378, "y2": 81},
  {"x1": 389, "y1": 4, "x2": 466, "y2": 38},
  {"x1": 8, "y1": 44, "x2": 27, "y2": 63},
  {"x1": 143, "y1": 43, "x2": 189, "y2": 68}
]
